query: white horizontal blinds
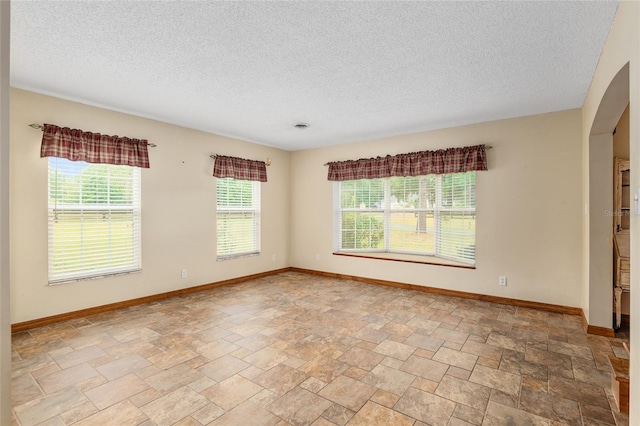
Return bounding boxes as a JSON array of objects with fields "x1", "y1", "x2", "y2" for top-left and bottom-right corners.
[
  {"x1": 216, "y1": 178, "x2": 260, "y2": 258},
  {"x1": 339, "y1": 179, "x2": 385, "y2": 250},
  {"x1": 436, "y1": 172, "x2": 476, "y2": 263},
  {"x1": 48, "y1": 157, "x2": 141, "y2": 283},
  {"x1": 336, "y1": 172, "x2": 476, "y2": 263},
  {"x1": 388, "y1": 176, "x2": 437, "y2": 255}
]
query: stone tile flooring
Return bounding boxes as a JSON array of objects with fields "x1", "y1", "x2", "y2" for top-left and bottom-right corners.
[{"x1": 11, "y1": 272, "x2": 630, "y2": 425}]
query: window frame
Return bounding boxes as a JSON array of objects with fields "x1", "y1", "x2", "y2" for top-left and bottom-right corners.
[
  {"x1": 216, "y1": 177, "x2": 261, "y2": 260},
  {"x1": 335, "y1": 172, "x2": 476, "y2": 265},
  {"x1": 47, "y1": 157, "x2": 142, "y2": 284}
]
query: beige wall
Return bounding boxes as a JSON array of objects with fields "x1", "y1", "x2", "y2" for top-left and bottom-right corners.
[
  {"x1": 10, "y1": 89, "x2": 291, "y2": 323},
  {"x1": 581, "y1": 1, "x2": 639, "y2": 422},
  {"x1": 290, "y1": 110, "x2": 583, "y2": 308}
]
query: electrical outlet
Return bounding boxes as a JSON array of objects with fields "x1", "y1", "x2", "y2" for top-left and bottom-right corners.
[
  {"x1": 272, "y1": 254, "x2": 276, "y2": 262},
  {"x1": 499, "y1": 276, "x2": 507, "y2": 286},
  {"x1": 181, "y1": 269, "x2": 187, "y2": 279},
  {"x1": 315, "y1": 254, "x2": 320, "y2": 262}
]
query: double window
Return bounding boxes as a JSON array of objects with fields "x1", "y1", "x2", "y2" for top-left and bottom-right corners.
[
  {"x1": 48, "y1": 157, "x2": 141, "y2": 283},
  {"x1": 216, "y1": 178, "x2": 260, "y2": 259},
  {"x1": 336, "y1": 172, "x2": 476, "y2": 264}
]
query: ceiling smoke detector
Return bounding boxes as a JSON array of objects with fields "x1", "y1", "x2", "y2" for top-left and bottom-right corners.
[{"x1": 293, "y1": 123, "x2": 310, "y2": 129}]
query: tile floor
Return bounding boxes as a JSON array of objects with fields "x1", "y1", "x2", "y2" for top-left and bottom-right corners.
[{"x1": 11, "y1": 271, "x2": 630, "y2": 426}]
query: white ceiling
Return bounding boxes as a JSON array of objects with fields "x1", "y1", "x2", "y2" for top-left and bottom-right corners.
[{"x1": 11, "y1": 1, "x2": 618, "y2": 151}]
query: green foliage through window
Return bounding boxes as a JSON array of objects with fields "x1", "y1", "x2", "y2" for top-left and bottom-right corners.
[
  {"x1": 341, "y1": 213, "x2": 384, "y2": 249},
  {"x1": 49, "y1": 160, "x2": 134, "y2": 205},
  {"x1": 216, "y1": 178, "x2": 260, "y2": 258},
  {"x1": 337, "y1": 172, "x2": 476, "y2": 264},
  {"x1": 48, "y1": 158, "x2": 141, "y2": 283}
]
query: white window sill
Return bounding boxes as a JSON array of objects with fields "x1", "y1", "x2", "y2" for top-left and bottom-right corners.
[
  {"x1": 333, "y1": 252, "x2": 475, "y2": 269},
  {"x1": 48, "y1": 268, "x2": 142, "y2": 285},
  {"x1": 217, "y1": 252, "x2": 260, "y2": 261}
]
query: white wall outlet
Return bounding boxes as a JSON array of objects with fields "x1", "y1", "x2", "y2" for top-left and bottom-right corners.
[
  {"x1": 499, "y1": 276, "x2": 507, "y2": 286},
  {"x1": 271, "y1": 254, "x2": 276, "y2": 262},
  {"x1": 315, "y1": 254, "x2": 320, "y2": 262},
  {"x1": 181, "y1": 269, "x2": 187, "y2": 279}
]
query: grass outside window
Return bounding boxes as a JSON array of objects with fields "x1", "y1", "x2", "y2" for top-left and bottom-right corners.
[{"x1": 336, "y1": 172, "x2": 476, "y2": 264}]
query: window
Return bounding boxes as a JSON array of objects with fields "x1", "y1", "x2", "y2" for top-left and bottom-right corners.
[
  {"x1": 216, "y1": 178, "x2": 260, "y2": 259},
  {"x1": 48, "y1": 157, "x2": 141, "y2": 283},
  {"x1": 336, "y1": 172, "x2": 476, "y2": 264}
]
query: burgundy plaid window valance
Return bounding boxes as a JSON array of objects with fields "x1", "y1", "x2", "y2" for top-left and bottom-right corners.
[
  {"x1": 213, "y1": 155, "x2": 267, "y2": 182},
  {"x1": 327, "y1": 144, "x2": 487, "y2": 181},
  {"x1": 40, "y1": 124, "x2": 150, "y2": 168}
]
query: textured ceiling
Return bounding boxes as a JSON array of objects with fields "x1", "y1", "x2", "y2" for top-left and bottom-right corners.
[{"x1": 11, "y1": 1, "x2": 618, "y2": 151}]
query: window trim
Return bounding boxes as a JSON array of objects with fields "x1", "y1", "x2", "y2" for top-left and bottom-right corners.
[
  {"x1": 334, "y1": 173, "x2": 476, "y2": 265},
  {"x1": 332, "y1": 251, "x2": 476, "y2": 269},
  {"x1": 216, "y1": 178, "x2": 261, "y2": 260},
  {"x1": 47, "y1": 158, "x2": 142, "y2": 285}
]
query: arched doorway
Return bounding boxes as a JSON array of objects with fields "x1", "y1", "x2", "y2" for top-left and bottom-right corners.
[{"x1": 587, "y1": 63, "x2": 629, "y2": 329}]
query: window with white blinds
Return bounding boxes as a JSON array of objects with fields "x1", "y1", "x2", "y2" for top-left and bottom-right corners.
[
  {"x1": 48, "y1": 157, "x2": 141, "y2": 284},
  {"x1": 216, "y1": 178, "x2": 260, "y2": 259},
  {"x1": 336, "y1": 172, "x2": 476, "y2": 264}
]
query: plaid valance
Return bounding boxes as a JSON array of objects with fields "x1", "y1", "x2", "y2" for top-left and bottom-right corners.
[
  {"x1": 40, "y1": 124, "x2": 150, "y2": 168},
  {"x1": 213, "y1": 155, "x2": 267, "y2": 182},
  {"x1": 327, "y1": 144, "x2": 487, "y2": 181}
]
